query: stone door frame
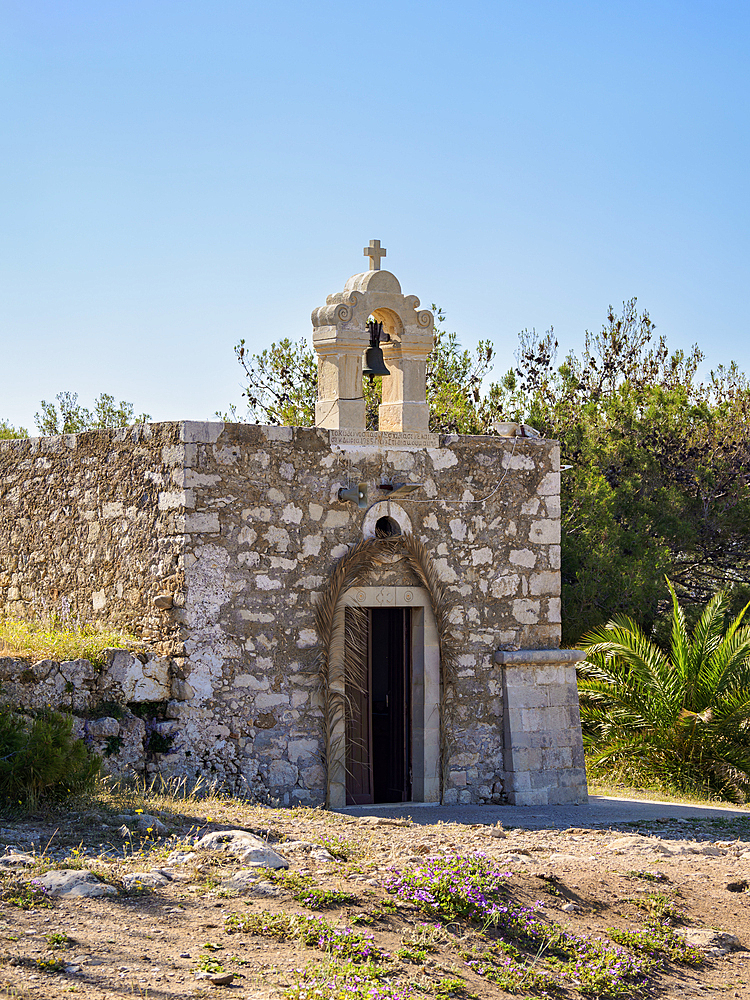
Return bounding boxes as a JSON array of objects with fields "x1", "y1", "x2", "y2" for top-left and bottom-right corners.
[{"x1": 328, "y1": 585, "x2": 441, "y2": 808}]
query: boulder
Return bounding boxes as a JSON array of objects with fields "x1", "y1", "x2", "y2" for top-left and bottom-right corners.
[
  {"x1": 677, "y1": 928, "x2": 741, "y2": 951},
  {"x1": 194, "y1": 829, "x2": 288, "y2": 869},
  {"x1": 122, "y1": 871, "x2": 170, "y2": 890},
  {"x1": 0, "y1": 853, "x2": 35, "y2": 868},
  {"x1": 34, "y1": 870, "x2": 117, "y2": 898},
  {"x1": 87, "y1": 717, "x2": 120, "y2": 739}
]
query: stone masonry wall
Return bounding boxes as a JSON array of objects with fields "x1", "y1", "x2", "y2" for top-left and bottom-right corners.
[
  {"x1": 0, "y1": 421, "x2": 563, "y2": 806},
  {"x1": 0, "y1": 649, "x2": 178, "y2": 779},
  {"x1": 0, "y1": 425, "x2": 186, "y2": 652}
]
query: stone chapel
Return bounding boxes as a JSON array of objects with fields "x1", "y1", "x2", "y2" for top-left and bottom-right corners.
[{"x1": 0, "y1": 242, "x2": 587, "y2": 808}]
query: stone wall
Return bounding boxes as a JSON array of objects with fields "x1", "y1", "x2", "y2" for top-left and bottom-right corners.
[
  {"x1": 0, "y1": 424, "x2": 185, "y2": 651},
  {"x1": 0, "y1": 421, "x2": 575, "y2": 806},
  {"x1": 0, "y1": 650, "x2": 178, "y2": 779}
]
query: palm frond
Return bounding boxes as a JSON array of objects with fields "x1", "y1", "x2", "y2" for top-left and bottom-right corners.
[{"x1": 578, "y1": 581, "x2": 750, "y2": 803}]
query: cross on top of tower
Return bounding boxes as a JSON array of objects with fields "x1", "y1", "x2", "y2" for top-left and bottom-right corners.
[{"x1": 364, "y1": 239, "x2": 386, "y2": 270}]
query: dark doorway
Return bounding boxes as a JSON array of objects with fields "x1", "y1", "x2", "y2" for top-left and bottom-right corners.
[{"x1": 345, "y1": 607, "x2": 411, "y2": 805}]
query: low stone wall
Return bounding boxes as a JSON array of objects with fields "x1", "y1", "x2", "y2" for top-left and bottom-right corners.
[{"x1": 0, "y1": 650, "x2": 184, "y2": 783}]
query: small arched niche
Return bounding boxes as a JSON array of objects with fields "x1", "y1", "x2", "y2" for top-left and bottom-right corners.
[
  {"x1": 362, "y1": 501, "x2": 413, "y2": 540},
  {"x1": 375, "y1": 515, "x2": 401, "y2": 537},
  {"x1": 369, "y1": 307, "x2": 404, "y2": 344}
]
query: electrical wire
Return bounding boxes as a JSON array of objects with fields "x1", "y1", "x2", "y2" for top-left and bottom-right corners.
[{"x1": 391, "y1": 435, "x2": 520, "y2": 504}]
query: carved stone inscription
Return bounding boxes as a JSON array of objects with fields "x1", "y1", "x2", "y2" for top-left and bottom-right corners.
[{"x1": 330, "y1": 430, "x2": 439, "y2": 450}]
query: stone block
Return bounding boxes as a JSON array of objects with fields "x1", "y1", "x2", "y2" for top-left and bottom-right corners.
[
  {"x1": 529, "y1": 572, "x2": 558, "y2": 596},
  {"x1": 180, "y1": 421, "x2": 224, "y2": 444},
  {"x1": 509, "y1": 748, "x2": 541, "y2": 771},
  {"x1": 509, "y1": 548, "x2": 536, "y2": 567},
  {"x1": 269, "y1": 760, "x2": 298, "y2": 787},
  {"x1": 541, "y1": 746, "x2": 573, "y2": 769},
  {"x1": 547, "y1": 784, "x2": 588, "y2": 805},
  {"x1": 509, "y1": 770, "x2": 532, "y2": 791},
  {"x1": 538, "y1": 471, "x2": 560, "y2": 495},
  {"x1": 529, "y1": 519, "x2": 561, "y2": 544},
  {"x1": 87, "y1": 716, "x2": 120, "y2": 738},
  {"x1": 185, "y1": 512, "x2": 220, "y2": 533},
  {"x1": 512, "y1": 599, "x2": 540, "y2": 624},
  {"x1": 511, "y1": 788, "x2": 550, "y2": 806}
]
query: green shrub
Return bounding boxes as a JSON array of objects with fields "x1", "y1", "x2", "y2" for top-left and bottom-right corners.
[{"x1": 0, "y1": 707, "x2": 101, "y2": 809}]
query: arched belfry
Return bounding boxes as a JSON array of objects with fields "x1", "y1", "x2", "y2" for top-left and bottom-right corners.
[{"x1": 311, "y1": 240, "x2": 435, "y2": 432}]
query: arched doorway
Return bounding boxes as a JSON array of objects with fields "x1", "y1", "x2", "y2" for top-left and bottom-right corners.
[{"x1": 329, "y1": 586, "x2": 440, "y2": 808}]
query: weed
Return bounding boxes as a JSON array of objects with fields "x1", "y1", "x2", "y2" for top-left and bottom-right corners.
[
  {"x1": 45, "y1": 932, "x2": 71, "y2": 949},
  {"x1": 1, "y1": 878, "x2": 53, "y2": 910},
  {"x1": 385, "y1": 852, "x2": 513, "y2": 922},
  {"x1": 402, "y1": 922, "x2": 448, "y2": 953},
  {"x1": 268, "y1": 869, "x2": 355, "y2": 909},
  {"x1": 35, "y1": 957, "x2": 68, "y2": 973},
  {"x1": 627, "y1": 892, "x2": 682, "y2": 923},
  {"x1": 608, "y1": 925, "x2": 703, "y2": 965},
  {"x1": 225, "y1": 911, "x2": 387, "y2": 962},
  {"x1": 197, "y1": 955, "x2": 225, "y2": 975},
  {"x1": 318, "y1": 834, "x2": 354, "y2": 861},
  {"x1": 0, "y1": 615, "x2": 140, "y2": 667},
  {"x1": 625, "y1": 870, "x2": 670, "y2": 883},
  {"x1": 388, "y1": 853, "x2": 653, "y2": 996},
  {"x1": 434, "y1": 977, "x2": 473, "y2": 999},
  {"x1": 396, "y1": 946, "x2": 427, "y2": 963},
  {"x1": 536, "y1": 874, "x2": 562, "y2": 897},
  {"x1": 377, "y1": 900, "x2": 398, "y2": 915},
  {"x1": 104, "y1": 735, "x2": 124, "y2": 757},
  {"x1": 284, "y1": 959, "x2": 416, "y2": 1000},
  {"x1": 463, "y1": 942, "x2": 555, "y2": 994},
  {"x1": 292, "y1": 885, "x2": 356, "y2": 910}
]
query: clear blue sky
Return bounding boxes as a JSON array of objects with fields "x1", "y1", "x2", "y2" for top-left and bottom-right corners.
[{"x1": 2, "y1": 0, "x2": 748, "y2": 431}]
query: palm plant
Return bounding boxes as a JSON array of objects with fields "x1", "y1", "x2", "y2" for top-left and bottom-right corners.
[{"x1": 578, "y1": 580, "x2": 750, "y2": 801}]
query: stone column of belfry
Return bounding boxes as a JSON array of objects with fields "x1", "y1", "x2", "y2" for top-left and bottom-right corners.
[
  {"x1": 378, "y1": 305, "x2": 434, "y2": 433},
  {"x1": 311, "y1": 297, "x2": 368, "y2": 431},
  {"x1": 312, "y1": 241, "x2": 434, "y2": 432}
]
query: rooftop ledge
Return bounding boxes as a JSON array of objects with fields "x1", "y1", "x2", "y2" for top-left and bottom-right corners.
[{"x1": 494, "y1": 649, "x2": 585, "y2": 666}]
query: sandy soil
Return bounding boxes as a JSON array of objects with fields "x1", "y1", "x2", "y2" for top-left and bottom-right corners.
[{"x1": 2, "y1": 797, "x2": 750, "y2": 999}]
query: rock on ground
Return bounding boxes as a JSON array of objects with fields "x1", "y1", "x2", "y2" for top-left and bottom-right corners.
[{"x1": 33, "y1": 869, "x2": 117, "y2": 898}]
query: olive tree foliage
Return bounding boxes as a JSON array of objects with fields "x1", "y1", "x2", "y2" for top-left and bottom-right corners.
[
  {"x1": 0, "y1": 420, "x2": 28, "y2": 440},
  {"x1": 491, "y1": 300, "x2": 750, "y2": 643},
  {"x1": 34, "y1": 392, "x2": 151, "y2": 435}
]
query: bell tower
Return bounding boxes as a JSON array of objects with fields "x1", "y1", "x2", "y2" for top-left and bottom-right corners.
[{"x1": 311, "y1": 241, "x2": 434, "y2": 432}]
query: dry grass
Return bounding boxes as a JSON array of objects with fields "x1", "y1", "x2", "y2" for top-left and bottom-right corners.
[
  {"x1": 0, "y1": 616, "x2": 141, "y2": 667},
  {"x1": 586, "y1": 771, "x2": 750, "y2": 810}
]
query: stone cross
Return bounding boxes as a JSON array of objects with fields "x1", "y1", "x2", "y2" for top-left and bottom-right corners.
[{"x1": 364, "y1": 239, "x2": 386, "y2": 270}]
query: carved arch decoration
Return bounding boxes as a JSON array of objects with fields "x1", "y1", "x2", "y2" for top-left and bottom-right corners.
[{"x1": 314, "y1": 533, "x2": 459, "y2": 807}]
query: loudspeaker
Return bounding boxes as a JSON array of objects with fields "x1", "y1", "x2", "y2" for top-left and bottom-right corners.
[{"x1": 338, "y1": 483, "x2": 368, "y2": 509}]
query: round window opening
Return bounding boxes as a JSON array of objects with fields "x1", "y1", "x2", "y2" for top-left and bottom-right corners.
[{"x1": 375, "y1": 515, "x2": 401, "y2": 538}]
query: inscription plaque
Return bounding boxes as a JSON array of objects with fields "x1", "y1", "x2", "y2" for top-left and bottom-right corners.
[{"x1": 330, "y1": 430, "x2": 439, "y2": 451}]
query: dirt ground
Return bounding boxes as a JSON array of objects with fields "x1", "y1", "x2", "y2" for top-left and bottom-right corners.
[{"x1": 3, "y1": 795, "x2": 750, "y2": 999}]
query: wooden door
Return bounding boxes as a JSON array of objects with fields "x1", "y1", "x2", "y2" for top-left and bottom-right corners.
[
  {"x1": 345, "y1": 606, "x2": 372, "y2": 804},
  {"x1": 345, "y1": 606, "x2": 412, "y2": 805}
]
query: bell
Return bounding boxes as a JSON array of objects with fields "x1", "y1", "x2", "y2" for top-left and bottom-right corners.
[
  {"x1": 362, "y1": 345, "x2": 390, "y2": 380},
  {"x1": 362, "y1": 319, "x2": 391, "y2": 380}
]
